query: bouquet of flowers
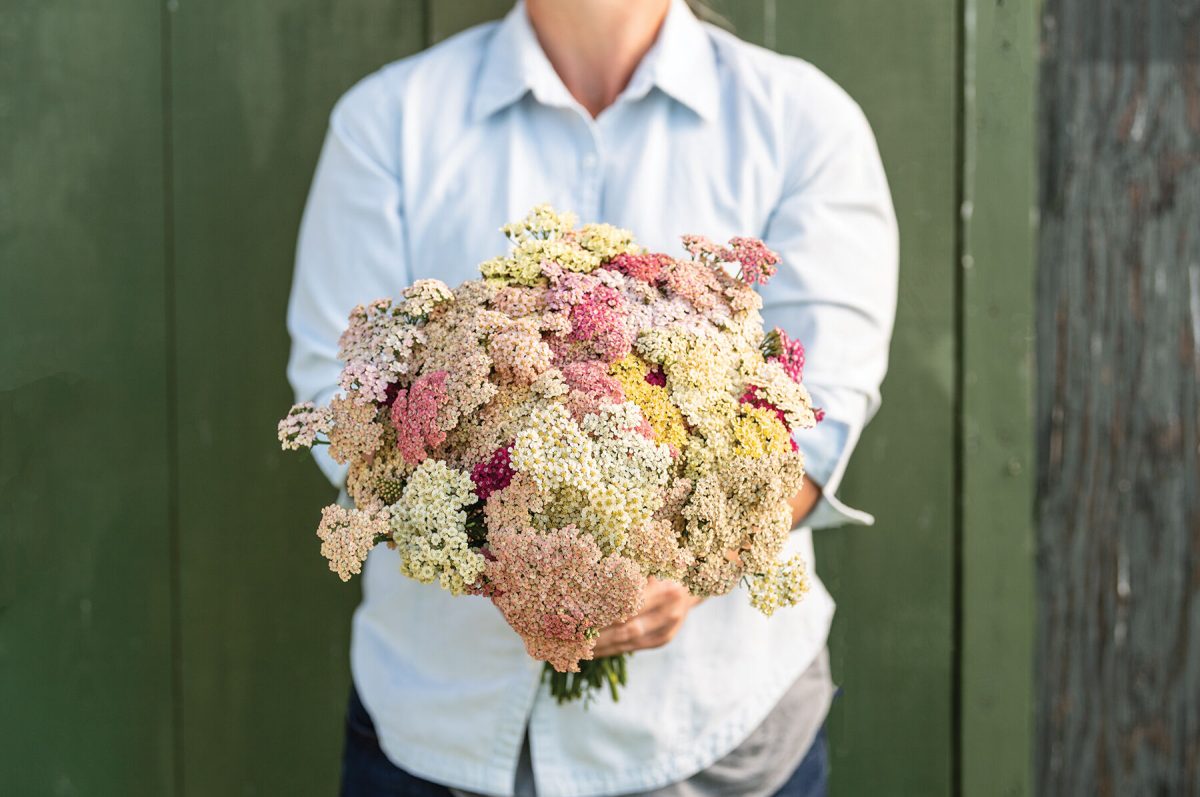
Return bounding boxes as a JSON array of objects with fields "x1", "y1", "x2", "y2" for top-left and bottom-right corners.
[{"x1": 279, "y1": 206, "x2": 820, "y2": 703}]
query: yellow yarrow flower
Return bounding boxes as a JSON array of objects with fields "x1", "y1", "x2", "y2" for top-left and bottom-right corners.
[
  {"x1": 609, "y1": 354, "x2": 689, "y2": 452},
  {"x1": 729, "y1": 404, "x2": 792, "y2": 459}
]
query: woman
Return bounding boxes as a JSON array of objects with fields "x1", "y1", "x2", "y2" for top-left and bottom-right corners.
[{"x1": 287, "y1": 1, "x2": 898, "y2": 795}]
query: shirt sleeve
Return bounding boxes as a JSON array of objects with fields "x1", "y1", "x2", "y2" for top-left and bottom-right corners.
[
  {"x1": 286, "y1": 74, "x2": 410, "y2": 489},
  {"x1": 759, "y1": 83, "x2": 899, "y2": 530}
]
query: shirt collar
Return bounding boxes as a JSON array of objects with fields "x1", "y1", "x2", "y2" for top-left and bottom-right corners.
[{"x1": 471, "y1": 0, "x2": 719, "y2": 123}]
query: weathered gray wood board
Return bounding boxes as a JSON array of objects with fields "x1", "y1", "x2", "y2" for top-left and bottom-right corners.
[{"x1": 1036, "y1": 0, "x2": 1200, "y2": 794}]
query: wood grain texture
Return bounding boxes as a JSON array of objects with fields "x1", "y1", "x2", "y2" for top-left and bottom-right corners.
[
  {"x1": 166, "y1": 2, "x2": 423, "y2": 793},
  {"x1": 714, "y1": 1, "x2": 962, "y2": 794},
  {"x1": 959, "y1": 0, "x2": 1037, "y2": 794},
  {"x1": 0, "y1": 1, "x2": 175, "y2": 794},
  {"x1": 1036, "y1": 0, "x2": 1200, "y2": 794}
]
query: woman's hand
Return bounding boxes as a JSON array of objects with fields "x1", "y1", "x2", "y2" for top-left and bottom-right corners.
[{"x1": 592, "y1": 577, "x2": 703, "y2": 657}]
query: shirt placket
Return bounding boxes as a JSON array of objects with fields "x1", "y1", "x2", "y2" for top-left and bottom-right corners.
[{"x1": 575, "y1": 118, "x2": 604, "y2": 222}]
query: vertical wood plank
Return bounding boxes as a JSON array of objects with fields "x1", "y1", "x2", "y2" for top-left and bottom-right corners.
[
  {"x1": 959, "y1": 0, "x2": 1038, "y2": 793},
  {"x1": 0, "y1": 1, "x2": 175, "y2": 794},
  {"x1": 758, "y1": 2, "x2": 961, "y2": 794},
  {"x1": 428, "y1": 0, "x2": 511, "y2": 44},
  {"x1": 1036, "y1": 0, "x2": 1200, "y2": 793},
  {"x1": 167, "y1": 2, "x2": 424, "y2": 793}
]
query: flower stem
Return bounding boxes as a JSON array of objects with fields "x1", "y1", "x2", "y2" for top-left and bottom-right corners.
[{"x1": 542, "y1": 654, "x2": 630, "y2": 705}]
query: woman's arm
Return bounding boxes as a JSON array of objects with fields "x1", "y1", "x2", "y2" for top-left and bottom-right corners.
[
  {"x1": 762, "y1": 79, "x2": 900, "y2": 529},
  {"x1": 286, "y1": 74, "x2": 410, "y2": 489}
]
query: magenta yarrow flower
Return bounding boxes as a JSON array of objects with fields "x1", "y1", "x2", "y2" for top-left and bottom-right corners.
[
  {"x1": 771, "y1": 327, "x2": 807, "y2": 383},
  {"x1": 471, "y1": 445, "x2": 515, "y2": 502}
]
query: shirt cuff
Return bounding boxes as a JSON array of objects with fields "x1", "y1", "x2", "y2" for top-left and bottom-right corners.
[{"x1": 793, "y1": 413, "x2": 874, "y2": 530}]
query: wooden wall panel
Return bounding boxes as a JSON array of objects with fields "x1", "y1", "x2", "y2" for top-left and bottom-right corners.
[
  {"x1": 166, "y1": 3, "x2": 424, "y2": 793},
  {"x1": 960, "y1": 0, "x2": 1038, "y2": 794},
  {"x1": 1036, "y1": 1, "x2": 1200, "y2": 793},
  {"x1": 429, "y1": 0, "x2": 511, "y2": 43},
  {"x1": 0, "y1": 1, "x2": 175, "y2": 794},
  {"x1": 0, "y1": 1, "x2": 1043, "y2": 794},
  {"x1": 717, "y1": 1, "x2": 962, "y2": 793}
]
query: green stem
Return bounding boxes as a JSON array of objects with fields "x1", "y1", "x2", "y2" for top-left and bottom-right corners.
[{"x1": 542, "y1": 654, "x2": 630, "y2": 705}]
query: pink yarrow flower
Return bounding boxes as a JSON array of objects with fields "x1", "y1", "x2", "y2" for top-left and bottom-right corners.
[
  {"x1": 729, "y1": 237, "x2": 781, "y2": 285},
  {"x1": 765, "y1": 328, "x2": 824, "y2": 422},
  {"x1": 390, "y1": 370, "x2": 450, "y2": 465},
  {"x1": 681, "y1": 234, "x2": 734, "y2": 264},
  {"x1": 604, "y1": 252, "x2": 674, "y2": 284}
]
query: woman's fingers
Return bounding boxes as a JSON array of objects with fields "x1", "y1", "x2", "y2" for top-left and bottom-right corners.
[{"x1": 592, "y1": 587, "x2": 697, "y2": 656}]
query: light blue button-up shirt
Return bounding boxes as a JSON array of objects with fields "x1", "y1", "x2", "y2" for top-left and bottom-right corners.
[{"x1": 286, "y1": 2, "x2": 898, "y2": 795}]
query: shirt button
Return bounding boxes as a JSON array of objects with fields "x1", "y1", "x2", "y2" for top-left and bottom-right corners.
[{"x1": 582, "y1": 153, "x2": 598, "y2": 170}]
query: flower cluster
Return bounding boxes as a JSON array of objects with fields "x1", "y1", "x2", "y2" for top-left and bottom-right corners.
[
  {"x1": 486, "y1": 525, "x2": 645, "y2": 672},
  {"x1": 316, "y1": 505, "x2": 390, "y2": 582},
  {"x1": 277, "y1": 402, "x2": 332, "y2": 450},
  {"x1": 279, "y1": 205, "x2": 822, "y2": 699}
]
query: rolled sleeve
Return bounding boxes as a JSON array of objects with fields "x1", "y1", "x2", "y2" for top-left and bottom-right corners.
[
  {"x1": 760, "y1": 76, "x2": 899, "y2": 530},
  {"x1": 794, "y1": 389, "x2": 874, "y2": 530}
]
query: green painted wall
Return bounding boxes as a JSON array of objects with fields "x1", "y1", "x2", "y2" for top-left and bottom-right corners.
[{"x1": 0, "y1": 1, "x2": 1036, "y2": 795}]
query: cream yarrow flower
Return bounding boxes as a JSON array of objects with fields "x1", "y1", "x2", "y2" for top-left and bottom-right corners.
[
  {"x1": 747, "y1": 554, "x2": 810, "y2": 616},
  {"x1": 400, "y1": 278, "x2": 455, "y2": 319},
  {"x1": 316, "y1": 505, "x2": 389, "y2": 582},
  {"x1": 501, "y1": 204, "x2": 579, "y2": 242},
  {"x1": 389, "y1": 459, "x2": 485, "y2": 595}
]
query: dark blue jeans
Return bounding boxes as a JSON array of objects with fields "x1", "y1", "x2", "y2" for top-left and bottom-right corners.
[{"x1": 341, "y1": 686, "x2": 829, "y2": 797}]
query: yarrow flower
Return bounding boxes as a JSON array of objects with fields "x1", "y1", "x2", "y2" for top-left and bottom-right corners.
[
  {"x1": 747, "y1": 554, "x2": 810, "y2": 616},
  {"x1": 278, "y1": 402, "x2": 333, "y2": 450},
  {"x1": 681, "y1": 234, "x2": 734, "y2": 265},
  {"x1": 764, "y1": 327, "x2": 807, "y2": 383},
  {"x1": 340, "y1": 361, "x2": 390, "y2": 405},
  {"x1": 390, "y1": 370, "x2": 451, "y2": 465},
  {"x1": 327, "y1": 395, "x2": 383, "y2": 464},
  {"x1": 728, "y1": 237, "x2": 781, "y2": 285},
  {"x1": 604, "y1": 252, "x2": 674, "y2": 284},
  {"x1": 471, "y1": 445, "x2": 515, "y2": 501},
  {"x1": 400, "y1": 279, "x2": 455, "y2": 319},
  {"x1": 278, "y1": 206, "x2": 820, "y2": 702},
  {"x1": 390, "y1": 459, "x2": 484, "y2": 594},
  {"x1": 486, "y1": 525, "x2": 645, "y2": 672},
  {"x1": 317, "y1": 505, "x2": 389, "y2": 582}
]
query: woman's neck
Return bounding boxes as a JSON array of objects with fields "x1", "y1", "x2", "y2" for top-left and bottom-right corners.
[{"x1": 525, "y1": 0, "x2": 672, "y2": 118}]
